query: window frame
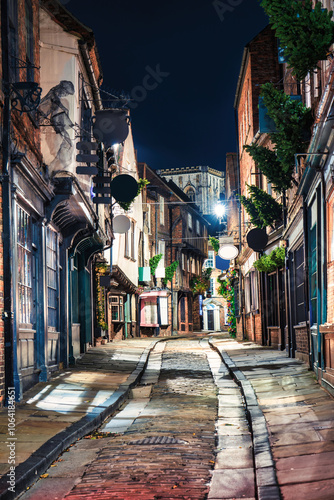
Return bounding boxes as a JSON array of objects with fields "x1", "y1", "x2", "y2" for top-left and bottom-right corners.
[
  {"x1": 17, "y1": 205, "x2": 34, "y2": 328},
  {"x1": 159, "y1": 195, "x2": 165, "y2": 226},
  {"x1": 110, "y1": 295, "x2": 124, "y2": 322},
  {"x1": 46, "y1": 226, "x2": 59, "y2": 331},
  {"x1": 188, "y1": 213, "x2": 192, "y2": 230}
]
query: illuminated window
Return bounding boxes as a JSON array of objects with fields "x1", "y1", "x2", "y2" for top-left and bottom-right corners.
[
  {"x1": 46, "y1": 227, "x2": 58, "y2": 330},
  {"x1": 17, "y1": 206, "x2": 33, "y2": 326},
  {"x1": 110, "y1": 296, "x2": 124, "y2": 322}
]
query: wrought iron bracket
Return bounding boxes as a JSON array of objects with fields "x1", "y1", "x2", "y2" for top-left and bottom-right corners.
[{"x1": 7, "y1": 81, "x2": 42, "y2": 114}]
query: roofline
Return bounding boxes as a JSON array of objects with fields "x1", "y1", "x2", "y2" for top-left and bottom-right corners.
[{"x1": 138, "y1": 163, "x2": 210, "y2": 226}]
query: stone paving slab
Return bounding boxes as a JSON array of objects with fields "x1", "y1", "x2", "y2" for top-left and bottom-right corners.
[
  {"x1": 0, "y1": 338, "x2": 159, "y2": 499},
  {"x1": 208, "y1": 469, "x2": 255, "y2": 499},
  {"x1": 209, "y1": 333, "x2": 334, "y2": 500}
]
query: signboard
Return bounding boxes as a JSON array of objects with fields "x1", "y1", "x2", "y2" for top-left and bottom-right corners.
[
  {"x1": 140, "y1": 298, "x2": 158, "y2": 327},
  {"x1": 199, "y1": 295, "x2": 203, "y2": 316},
  {"x1": 159, "y1": 297, "x2": 168, "y2": 325}
]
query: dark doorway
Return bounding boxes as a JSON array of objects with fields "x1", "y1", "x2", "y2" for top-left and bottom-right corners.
[{"x1": 208, "y1": 310, "x2": 214, "y2": 330}]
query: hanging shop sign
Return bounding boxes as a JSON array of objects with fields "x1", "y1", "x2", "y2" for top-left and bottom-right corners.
[
  {"x1": 92, "y1": 109, "x2": 130, "y2": 147},
  {"x1": 218, "y1": 244, "x2": 239, "y2": 260},
  {"x1": 246, "y1": 228, "x2": 268, "y2": 252}
]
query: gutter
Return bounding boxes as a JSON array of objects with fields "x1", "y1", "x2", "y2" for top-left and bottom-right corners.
[{"x1": 79, "y1": 41, "x2": 103, "y2": 111}]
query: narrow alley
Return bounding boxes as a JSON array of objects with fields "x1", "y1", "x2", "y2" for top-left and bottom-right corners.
[{"x1": 10, "y1": 334, "x2": 334, "y2": 500}]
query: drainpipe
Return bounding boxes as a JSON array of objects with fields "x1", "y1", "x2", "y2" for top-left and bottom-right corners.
[
  {"x1": 1, "y1": 0, "x2": 17, "y2": 401},
  {"x1": 320, "y1": 169, "x2": 327, "y2": 371},
  {"x1": 169, "y1": 204, "x2": 174, "y2": 336},
  {"x1": 234, "y1": 108, "x2": 245, "y2": 340},
  {"x1": 303, "y1": 200, "x2": 312, "y2": 368}
]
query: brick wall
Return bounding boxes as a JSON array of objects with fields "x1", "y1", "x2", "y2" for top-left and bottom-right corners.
[{"x1": 295, "y1": 325, "x2": 309, "y2": 364}]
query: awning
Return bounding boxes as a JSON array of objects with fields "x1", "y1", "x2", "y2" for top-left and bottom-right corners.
[{"x1": 140, "y1": 291, "x2": 169, "y2": 299}]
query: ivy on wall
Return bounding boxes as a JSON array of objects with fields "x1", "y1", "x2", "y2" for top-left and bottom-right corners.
[
  {"x1": 162, "y1": 260, "x2": 179, "y2": 286},
  {"x1": 253, "y1": 247, "x2": 285, "y2": 273},
  {"x1": 217, "y1": 268, "x2": 238, "y2": 337},
  {"x1": 149, "y1": 254, "x2": 163, "y2": 276},
  {"x1": 260, "y1": 0, "x2": 334, "y2": 80},
  {"x1": 209, "y1": 236, "x2": 220, "y2": 253}
]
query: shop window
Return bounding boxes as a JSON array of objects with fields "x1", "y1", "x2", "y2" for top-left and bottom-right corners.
[
  {"x1": 250, "y1": 270, "x2": 259, "y2": 311},
  {"x1": 17, "y1": 206, "x2": 33, "y2": 326},
  {"x1": 46, "y1": 227, "x2": 58, "y2": 330},
  {"x1": 110, "y1": 296, "x2": 124, "y2": 322},
  {"x1": 244, "y1": 275, "x2": 251, "y2": 314},
  {"x1": 290, "y1": 244, "x2": 307, "y2": 325}
]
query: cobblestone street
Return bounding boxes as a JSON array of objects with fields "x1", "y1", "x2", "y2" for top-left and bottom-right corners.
[{"x1": 19, "y1": 338, "x2": 251, "y2": 500}]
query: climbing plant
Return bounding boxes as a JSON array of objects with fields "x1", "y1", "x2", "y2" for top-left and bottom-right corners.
[
  {"x1": 118, "y1": 178, "x2": 150, "y2": 211},
  {"x1": 95, "y1": 262, "x2": 108, "y2": 331},
  {"x1": 209, "y1": 236, "x2": 220, "y2": 253},
  {"x1": 239, "y1": 184, "x2": 282, "y2": 229},
  {"x1": 190, "y1": 267, "x2": 212, "y2": 294},
  {"x1": 244, "y1": 83, "x2": 312, "y2": 193},
  {"x1": 260, "y1": 0, "x2": 334, "y2": 80},
  {"x1": 162, "y1": 260, "x2": 179, "y2": 286},
  {"x1": 149, "y1": 253, "x2": 163, "y2": 276},
  {"x1": 217, "y1": 268, "x2": 238, "y2": 337},
  {"x1": 254, "y1": 247, "x2": 285, "y2": 273}
]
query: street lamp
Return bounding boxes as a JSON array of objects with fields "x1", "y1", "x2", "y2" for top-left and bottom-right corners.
[{"x1": 215, "y1": 202, "x2": 226, "y2": 218}]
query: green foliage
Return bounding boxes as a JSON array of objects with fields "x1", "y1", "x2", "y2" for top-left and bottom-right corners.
[
  {"x1": 162, "y1": 260, "x2": 179, "y2": 286},
  {"x1": 244, "y1": 84, "x2": 312, "y2": 193},
  {"x1": 119, "y1": 178, "x2": 150, "y2": 211},
  {"x1": 217, "y1": 268, "x2": 238, "y2": 337},
  {"x1": 217, "y1": 277, "x2": 228, "y2": 299},
  {"x1": 95, "y1": 263, "x2": 108, "y2": 330},
  {"x1": 254, "y1": 247, "x2": 285, "y2": 273},
  {"x1": 244, "y1": 144, "x2": 292, "y2": 193},
  {"x1": 190, "y1": 268, "x2": 212, "y2": 294},
  {"x1": 209, "y1": 236, "x2": 220, "y2": 253},
  {"x1": 260, "y1": 0, "x2": 334, "y2": 80},
  {"x1": 261, "y1": 84, "x2": 313, "y2": 169},
  {"x1": 149, "y1": 254, "x2": 163, "y2": 276},
  {"x1": 239, "y1": 184, "x2": 282, "y2": 229}
]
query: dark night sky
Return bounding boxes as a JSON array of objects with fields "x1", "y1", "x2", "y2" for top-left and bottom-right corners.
[{"x1": 65, "y1": 0, "x2": 268, "y2": 171}]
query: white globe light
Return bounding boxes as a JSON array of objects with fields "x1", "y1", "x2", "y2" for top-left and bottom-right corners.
[
  {"x1": 218, "y1": 244, "x2": 239, "y2": 260},
  {"x1": 113, "y1": 215, "x2": 130, "y2": 233},
  {"x1": 215, "y1": 204, "x2": 226, "y2": 217}
]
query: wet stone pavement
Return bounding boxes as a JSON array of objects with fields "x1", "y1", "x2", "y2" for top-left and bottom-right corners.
[{"x1": 20, "y1": 338, "x2": 244, "y2": 500}]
